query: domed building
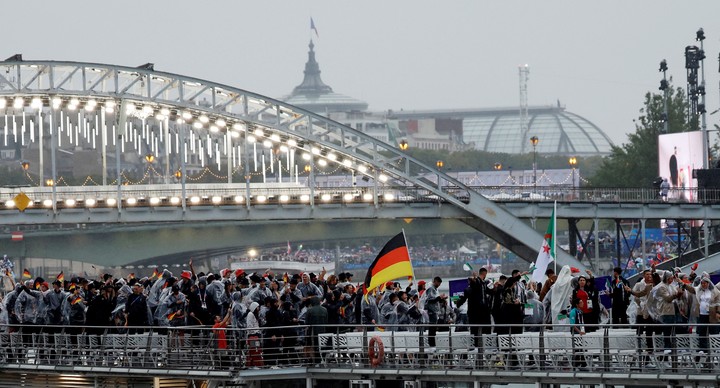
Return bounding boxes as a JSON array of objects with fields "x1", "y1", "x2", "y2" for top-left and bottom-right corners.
[
  {"x1": 389, "y1": 105, "x2": 614, "y2": 156},
  {"x1": 282, "y1": 42, "x2": 614, "y2": 157},
  {"x1": 283, "y1": 41, "x2": 368, "y2": 114}
]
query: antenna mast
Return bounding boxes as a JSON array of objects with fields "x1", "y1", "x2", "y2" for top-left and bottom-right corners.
[{"x1": 519, "y1": 64, "x2": 530, "y2": 151}]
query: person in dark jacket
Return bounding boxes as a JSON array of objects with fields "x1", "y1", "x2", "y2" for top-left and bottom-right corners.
[
  {"x1": 305, "y1": 296, "x2": 328, "y2": 364},
  {"x1": 610, "y1": 267, "x2": 631, "y2": 325},
  {"x1": 263, "y1": 297, "x2": 284, "y2": 365},
  {"x1": 456, "y1": 268, "x2": 493, "y2": 345},
  {"x1": 125, "y1": 282, "x2": 149, "y2": 333},
  {"x1": 86, "y1": 285, "x2": 115, "y2": 335}
]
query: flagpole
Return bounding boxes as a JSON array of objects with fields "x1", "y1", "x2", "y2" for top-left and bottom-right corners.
[
  {"x1": 553, "y1": 200, "x2": 557, "y2": 274},
  {"x1": 401, "y1": 228, "x2": 416, "y2": 282}
]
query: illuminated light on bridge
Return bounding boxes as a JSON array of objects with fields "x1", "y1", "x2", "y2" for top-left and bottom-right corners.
[
  {"x1": 5, "y1": 200, "x2": 15, "y2": 208},
  {"x1": 320, "y1": 193, "x2": 332, "y2": 202},
  {"x1": 384, "y1": 193, "x2": 395, "y2": 201},
  {"x1": 0, "y1": 59, "x2": 592, "y2": 267},
  {"x1": 233, "y1": 195, "x2": 244, "y2": 204},
  {"x1": 64, "y1": 199, "x2": 76, "y2": 207}
]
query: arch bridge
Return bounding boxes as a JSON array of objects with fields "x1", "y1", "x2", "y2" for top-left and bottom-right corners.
[{"x1": 0, "y1": 58, "x2": 583, "y2": 267}]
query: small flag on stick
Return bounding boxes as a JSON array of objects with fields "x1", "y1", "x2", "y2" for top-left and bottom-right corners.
[
  {"x1": 71, "y1": 297, "x2": 83, "y2": 305},
  {"x1": 57, "y1": 271, "x2": 64, "y2": 283},
  {"x1": 168, "y1": 311, "x2": 178, "y2": 321},
  {"x1": 22, "y1": 269, "x2": 31, "y2": 279},
  {"x1": 310, "y1": 17, "x2": 319, "y2": 38}
]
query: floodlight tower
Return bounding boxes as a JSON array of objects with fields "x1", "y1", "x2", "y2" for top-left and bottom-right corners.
[
  {"x1": 697, "y1": 28, "x2": 709, "y2": 168},
  {"x1": 519, "y1": 64, "x2": 530, "y2": 148},
  {"x1": 659, "y1": 60, "x2": 669, "y2": 134}
]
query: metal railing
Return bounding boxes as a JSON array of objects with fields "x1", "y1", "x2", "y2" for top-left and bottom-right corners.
[
  {"x1": 1, "y1": 184, "x2": 720, "y2": 210},
  {"x1": 3, "y1": 322, "x2": 720, "y2": 378}
]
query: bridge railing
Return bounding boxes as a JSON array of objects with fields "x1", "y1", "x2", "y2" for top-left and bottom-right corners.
[
  {"x1": 2, "y1": 322, "x2": 719, "y2": 380},
  {"x1": 0, "y1": 184, "x2": 718, "y2": 210}
]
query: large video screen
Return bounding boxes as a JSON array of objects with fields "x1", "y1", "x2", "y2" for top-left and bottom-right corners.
[{"x1": 658, "y1": 131, "x2": 704, "y2": 201}]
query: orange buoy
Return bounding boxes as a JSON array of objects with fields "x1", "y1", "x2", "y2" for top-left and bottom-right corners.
[{"x1": 368, "y1": 336, "x2": 384, "y2": 367}]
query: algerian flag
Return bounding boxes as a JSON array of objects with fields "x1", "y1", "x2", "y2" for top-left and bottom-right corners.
[
  {"x1": 531, "y1": 205, "x2": 555, "y2": 283},
  {"x1": 463, "y1": 262, "x2": 473, "y2": 271}
]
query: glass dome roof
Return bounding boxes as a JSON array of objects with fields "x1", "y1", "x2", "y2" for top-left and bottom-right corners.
[{"x1": 462, "y1": 106, "x2": 614, "y2": 155}]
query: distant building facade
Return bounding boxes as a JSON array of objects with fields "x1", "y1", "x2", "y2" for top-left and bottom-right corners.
[{"x1": 282, "y1": 42, "x2": 614, "y2": 157}]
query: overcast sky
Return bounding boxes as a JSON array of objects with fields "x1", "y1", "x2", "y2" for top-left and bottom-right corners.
[{"x1": 6, "y1": 1, "x2": 720, "y2": 145}]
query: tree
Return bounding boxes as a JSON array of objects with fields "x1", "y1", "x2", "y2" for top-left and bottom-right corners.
[{"x1": 590, "y1": 81, "x2": 694, "y2": 187}]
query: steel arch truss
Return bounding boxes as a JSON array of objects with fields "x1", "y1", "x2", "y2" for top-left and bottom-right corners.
[{"x1": 0, "y1": 59, "x2": 582, "y2": 267}]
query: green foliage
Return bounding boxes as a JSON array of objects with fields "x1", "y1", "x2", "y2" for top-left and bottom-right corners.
[{"x1": 590, "y1": 81, "x2": 693, "y2": 187}]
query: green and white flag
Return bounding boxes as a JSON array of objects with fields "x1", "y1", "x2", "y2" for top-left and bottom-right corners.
[
  {"x1": 462, "y1": 262, "x2": 473, "y2": 271},
  {"x1": 531, "y1": 205, "x2": 555, "y2": 283}
]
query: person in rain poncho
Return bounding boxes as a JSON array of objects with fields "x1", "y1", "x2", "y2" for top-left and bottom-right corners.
[
  {"x1": 549, "y1": 266, "x2": 575, "y2": 328},
  {"x1": 682, "y1": 274, "x2": 720, "y2": 353}
]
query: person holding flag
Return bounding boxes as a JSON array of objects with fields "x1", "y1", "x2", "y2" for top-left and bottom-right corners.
[{"x1": 531, "y1": 205, "x2": 556, "y2": 284}]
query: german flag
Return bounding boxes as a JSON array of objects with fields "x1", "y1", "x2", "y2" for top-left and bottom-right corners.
[
  {"x1": 22, "y1": 269, "x2": 31, "y2": 279},
  {"x1": 71, "y1": 297, "x2": 83, "y2": 305},
  {"x1": 56, "y1": 271, "x2": 64, "y2": 283},
  {"x1": 363, "y1": 232, "x2": 414, "y2": 300},
  {"x1": 151, "y1": 268, "x2": 159, "y2": 279},
  {"x1": 167, "y1": 311, "x2": 179, "y2": 321}
]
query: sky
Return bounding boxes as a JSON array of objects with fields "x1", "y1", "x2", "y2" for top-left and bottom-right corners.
[{"x1": 5, "y1": 1, "x2": 720, "y2": 145}]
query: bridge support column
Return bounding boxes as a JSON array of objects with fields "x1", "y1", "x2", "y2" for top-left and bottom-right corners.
[
  {"x1": 705, "y1": 219, "x2": 710, "y2": 258},
  {"x1": 594, "y1": 218, "x2": 600, "y2": 263},
  {"x1": 641, "y1": 219, "x2": 647, "y2": 266},
  {"x1": 568, "y1": 218, "x2": 578, "y2": 257},
  {"x1": 305, "y1": 376, "x2": 313, "y2": 388}
]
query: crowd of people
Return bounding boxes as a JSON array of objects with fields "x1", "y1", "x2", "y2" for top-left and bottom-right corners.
[{"x1": 0, "y1": 259, "x2": 716, "y2": 368}]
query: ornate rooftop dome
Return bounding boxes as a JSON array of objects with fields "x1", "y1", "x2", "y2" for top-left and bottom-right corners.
[{"x1": 283, "y1": 41, "x2": 368, "y2": 114}]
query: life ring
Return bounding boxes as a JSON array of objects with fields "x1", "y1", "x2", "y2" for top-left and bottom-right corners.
[{"x1": 368, "y1": 336, "x2": 384, "y2": 367}]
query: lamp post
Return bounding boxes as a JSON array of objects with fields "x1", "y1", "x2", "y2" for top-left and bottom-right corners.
[
  {"x1": 569, "y1": 156, "x2": 577, "y2": 199},
  {"x1": 530, "y1": 136, "x2": 539, "y2": 191}
]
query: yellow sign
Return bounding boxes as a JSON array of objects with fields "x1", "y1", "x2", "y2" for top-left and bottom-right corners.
[
  {"x1": 403, "y1": 218, "x2": 413, "y2": 224},
  {"x1": 13, "y1": 192, "x2": 31, "y2": 212}
]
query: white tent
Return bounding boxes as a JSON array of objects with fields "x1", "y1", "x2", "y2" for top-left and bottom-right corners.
[{"x1": 457, "y1": 245, "x2": 477, "y2": 255}]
